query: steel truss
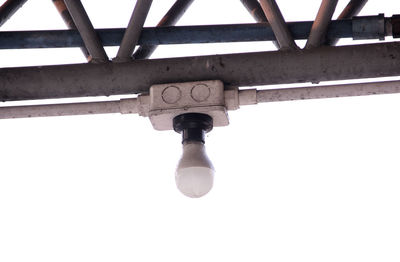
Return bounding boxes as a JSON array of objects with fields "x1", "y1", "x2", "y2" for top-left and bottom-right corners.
[{"x1": 0, "y1": 0, "x2": 399, "y2": 118}]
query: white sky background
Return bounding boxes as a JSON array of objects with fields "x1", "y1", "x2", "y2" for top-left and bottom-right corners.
[{"x1": 0, "y1": 0, "x2": 400, "y2": 261}]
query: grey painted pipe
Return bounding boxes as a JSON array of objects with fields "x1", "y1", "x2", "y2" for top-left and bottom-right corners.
[
  {"x1": 0, "y1": 42, "x2": 399, "y2": 101},
  {"x1": 51, "y1": 0, "x2": 90, "y2": 60},
  {"x1": 0, "y1": 99, "x2": 138, "y2": 119},
  {"x1": 2, "y1": 80, "x2": 400, "y2": 119},
  {"x1": 64, "y1": 0, "x2": 108, "y2": 62},
  {"x1": 256, "y1": 80, "x2": 400, "y2": 103},
  {"x1": 115, "y1": 0, "x2": 152, "y2": 61},
  {"x1": 305, "y1": 0, "x2": 338, "y2": 48}
]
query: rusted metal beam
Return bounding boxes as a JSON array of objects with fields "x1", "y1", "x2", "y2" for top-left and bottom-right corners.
[
  {"x1": 0, "y1": 42, "x2": 399, "y2": 101},
  {"x1": 305, "y1": 0, "x2": 338, "y2": 48},
  {"x1": 51, "y1": 0, "x2": 90, "y2": 60},
  {"x1": 0, "y1": 0, "x2": 27, "y2": 27},
  {"x1": 240, "y1": 0, "x2": 279, "y2": 49},
  {"x1": 64, "y1": 0, "x2": 108, "y2": 62},
  {"x1": 258, "y1": 0, "x2": 298, "y2": 50},
  {"x1": 115, "y1": 0, "x2": 152, "y2": 62},
  {"x1": 240, "y1": 0, "x2": 268, "y2": 23},
  {"x1": 338, "y1": 0, "x2": 368, "y2": 19},
  {"x1": 133, "y1": 0, "x2": 195, "y2": 59}
]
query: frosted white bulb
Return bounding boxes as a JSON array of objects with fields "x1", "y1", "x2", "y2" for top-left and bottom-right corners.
[{"x1": 175, "y1": 141, "x2": 215, "y2": 198}]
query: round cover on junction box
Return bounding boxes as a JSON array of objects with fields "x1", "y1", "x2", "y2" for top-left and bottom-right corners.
[
  {"x1": 191, "y1": 84, "x2": 211, "y2": 102},
  {"x1": 162, "y1": 85, "x2": 181, "y2": 104}
]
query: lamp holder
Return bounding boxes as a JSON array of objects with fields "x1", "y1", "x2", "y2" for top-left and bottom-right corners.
[{"x1": 173, "y1": 113, "x2": 213, "y2": 144}]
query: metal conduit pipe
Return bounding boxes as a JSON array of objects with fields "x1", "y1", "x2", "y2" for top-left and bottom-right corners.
[
  {"x1": 64, "y1": 0, "x2": 108, "y2": 62},
  {"x1": 255, "y1": 80, "x2": 400, "y2": 103},
  {"x1": 0, "y1": 15, "x2": 393, "y2": 49},
  {"x1": 0, "y1": 0, "x2": 27, "y2": 27},
  {"x1": 305, "y1": 0, "x2": 338, "y2": 48},
  {"x1": 0, "y1": 98, "x2": 139, "y2": 119},
  {"x1": 115, "y1": 0, "x2": 152, "y2": 62},
  {"x1": 258, "y1": 0, "x2": 298, "y2": 50},
  {"x1": 2, "y1": 80, "x2": 400, "y2": 119},
  {"x1": 326, "y1": 0, "x2": 368, "y2": 45},
  {"x1": 51, "y1": 0, "x2": 90, "y2": 60},
  {"x1": 133, "y1": 0, "x2": 195, "y2": 59},
  {"x1": 239, "y1": 0, "x2": 279, "y2": 49}
]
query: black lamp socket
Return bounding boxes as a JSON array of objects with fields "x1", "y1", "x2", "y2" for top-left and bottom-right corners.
[{"x1": 173, "y1": 113, "x2": 213, "y2": 144}]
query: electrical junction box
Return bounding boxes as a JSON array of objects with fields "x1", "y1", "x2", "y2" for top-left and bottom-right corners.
[{"x1": 140, "y1": 80, "x2": 229, "y2": 131}]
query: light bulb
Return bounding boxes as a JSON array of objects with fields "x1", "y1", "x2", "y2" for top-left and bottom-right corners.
[
  {"x1": 175, "y1": 141, "x2": 214, "y2": 198},
  {"x1": 172, "y1": 113, "x2": 215, "y2": 198}
]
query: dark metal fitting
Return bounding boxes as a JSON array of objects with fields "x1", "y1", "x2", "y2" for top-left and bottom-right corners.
[
  {"x1": 352, "y1": 14, "x2": 385, "y2": 40},
  {"x1": 173, "y1": 113, "x2": 213, "y2": 144},
  {"x1": 392, "y1": 15, "x2": 400, "y2": 38}
]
